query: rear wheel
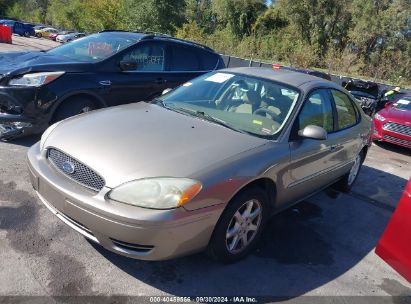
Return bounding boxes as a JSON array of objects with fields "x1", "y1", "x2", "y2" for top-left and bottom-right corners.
[
  {"x1": 51, "y1": 96, "x2": 96, "y2": 123},
  {"x1": 207, "y1": 187, "x2": 270, "y2": 263},
  {"x1": 24, "y1": 31, "x2": 30, "y2": 37},
  {"x1": 335, "y1": 152, "x2": 364, "y2": 193}
]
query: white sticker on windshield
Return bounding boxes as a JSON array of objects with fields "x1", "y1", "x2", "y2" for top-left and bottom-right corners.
[
  {"x1": 205, "y1": 73, "x2": 235, "y2": 83},
  {"x1": 397, "y1": 99, "x2": 410, "y2": 105}
]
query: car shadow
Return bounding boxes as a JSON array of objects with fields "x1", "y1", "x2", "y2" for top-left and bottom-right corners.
[{"x1": 87, "y1": 165, "x2": 408, "y2": 299}]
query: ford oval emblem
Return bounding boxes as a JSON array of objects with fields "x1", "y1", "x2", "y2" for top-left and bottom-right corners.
[{"x1": 62, "y1": 161, "x2": 75, "y2": 174}]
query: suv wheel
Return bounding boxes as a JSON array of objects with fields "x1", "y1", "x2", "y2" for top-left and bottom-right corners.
[
  {"x1": 24, "y1": 31, "x2": 30, "y2": 37},
  {"x1": 208, "y1": 187, "x2": 270, "y2": 263},
  {"x1": 52, "y1": 96, "x2": 96, "y2": 123}
]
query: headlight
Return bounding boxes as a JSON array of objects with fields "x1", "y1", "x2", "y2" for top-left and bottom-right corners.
[
  {"x1": 108, "y1": 178, "x2": 202, "y2": 209},
  {"x1": 40, "y1": 122, "x2": 61, "y2": 150},
  {"x1": 8, "y1": 71, "x2": 65, "y2": 87},
  {"x1": 374, "y1": 113, "x2": 386, "y2": 121}
]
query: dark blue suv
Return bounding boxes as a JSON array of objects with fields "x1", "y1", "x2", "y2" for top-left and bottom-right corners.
[
  {"x1": 0, "y1": 31, "x2": 225, "y2": 139},
  {"x1": 0, "y1": 20, "x2": 35, "y2": 37}
]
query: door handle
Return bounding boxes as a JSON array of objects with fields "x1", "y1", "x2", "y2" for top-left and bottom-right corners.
[
  {"x1": 154, "y1": 78, "x2": 167, "y2": 84},
  {"x1": 99, "y1": 80, "x2": 112, "y2": 86}
]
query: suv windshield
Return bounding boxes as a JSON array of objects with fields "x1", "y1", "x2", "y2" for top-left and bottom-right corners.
[
  {"x1": 47, "y1": 32, "x2": 140, "y2": 62},
  {"x1": 158, "y1": 72, "x2": 300, "y2": 138}
]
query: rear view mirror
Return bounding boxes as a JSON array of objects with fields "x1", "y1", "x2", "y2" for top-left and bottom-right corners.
[
  {"x1": 119, "y1": 61, "x2": 137, "y2": 71},
  {"x1": 298, "y1": 125, "x2": 327, "y2": 140}
]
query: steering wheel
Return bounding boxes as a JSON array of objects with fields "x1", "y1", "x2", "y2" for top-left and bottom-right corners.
[{"x1": 253, "y1": 108, "x2": 281, "y2": 121}]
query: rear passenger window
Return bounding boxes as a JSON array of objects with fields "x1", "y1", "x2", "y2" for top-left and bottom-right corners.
[
  {"x1": 121, "y1": 43, "x2": 165, "y2": 71},
  {"x1": 170, "y1": 45, "x2": 200, "y2": 71},
  {"x1": 331, "y1": 90, "x2": 357, "y2": 130},
  {"x1": 298, "y1": 90, "x2": 334, "y2": 132}
]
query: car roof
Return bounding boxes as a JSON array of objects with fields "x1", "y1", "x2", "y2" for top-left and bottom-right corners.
[
  {"x1": 99, "y1": 30, "x2": 217, "y2": 53},
  {"x1": 222, "y1": 67, "x2": 339, "y2": 89}
]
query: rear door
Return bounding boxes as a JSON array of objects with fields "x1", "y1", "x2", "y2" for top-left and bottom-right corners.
[
  {"x1": 286, "y1": 89, "x2": 338, "y2": 202},
  {"x1": 329, "y1": 89, "x2": 363, "y2": 173},
  {"x1": 104, "y1": 41, "x2": 169, "y2": 106},
  {"x1": 163, "y1": 43, "x2": 206, "y2": 89}
]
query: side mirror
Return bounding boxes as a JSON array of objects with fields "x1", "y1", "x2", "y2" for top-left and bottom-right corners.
[
  {"x1": 162, "y1": 88, "x2": 172, "y2": 95},
  {"x1": 119, "y1": 61, "x2": 137, "y2": 71},
  {"x1": 298, "y1": 125, "x2": 328, "y2": 140}
]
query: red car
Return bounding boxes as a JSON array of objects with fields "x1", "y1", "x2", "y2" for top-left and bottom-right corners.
[
  {"x1": 376, "y1": 178, "x2": 411, "y2": 283},
  {"x1": 48, "y1": 32, "x2": 58, "y2": 40},
  {"x1": 372, "y1": 96, "x2": 411, "y2": 148}
]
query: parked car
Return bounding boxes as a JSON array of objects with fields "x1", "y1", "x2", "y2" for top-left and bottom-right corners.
[
  {"x1": 35, "y1": 27, "x2": 59, "y2": 38},
  {"x1": 343, "y1": 79, "x2": 380, "y2": 116},
  {"x1": 33, "y1": 25, "x2": 47, "y2": 30},
  {"x1": 372, "y1": 96, "x2": 411, "y2": 148},
  {"x1": 27, "y1": 67, "x2": 373, "y2": 262},
  {"x1": 376, "y1": 178, "x2": 411, "y2": 283},
  {"x1": 0, "y1": 20, "x2": 35, "y2": 37},
  {"x1": 56, "y1": 32, "x2": 86, "y2": 43},
  {"x1": 50, "y1": 31, "x2": 73, "y2": 41},
  {"x1": 0, "y1": 31, "x2": 225, "y2": 139}
]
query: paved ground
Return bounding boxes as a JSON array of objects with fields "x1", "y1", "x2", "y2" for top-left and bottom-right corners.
[
  {"x1": 0, "y1": 35, "x2": 59, "y2": 52},
  {"x1": 1, "y1": 37, "x2": 411, "y2": 302}
]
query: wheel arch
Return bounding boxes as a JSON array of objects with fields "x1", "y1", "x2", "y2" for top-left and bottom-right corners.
[{"x1": 50, "y1": 92, "x2": 107, "y2": 123}]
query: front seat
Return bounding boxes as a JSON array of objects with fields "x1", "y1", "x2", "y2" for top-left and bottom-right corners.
[{"x1": 231, "y1": 90, "x2": 262, "y2": 114}]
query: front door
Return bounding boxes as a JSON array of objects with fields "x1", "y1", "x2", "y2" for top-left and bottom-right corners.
[
  {"x1": 286, "y1": 89, "x2": 337, "y2": 202},
  {"x1": 104, "y1": 41, "x2": 169, "y2": 106}
]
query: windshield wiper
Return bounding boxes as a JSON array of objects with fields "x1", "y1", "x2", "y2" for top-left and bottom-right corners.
[{"x1": 170, "y1": 106, "x2": 251, "y2": 135}]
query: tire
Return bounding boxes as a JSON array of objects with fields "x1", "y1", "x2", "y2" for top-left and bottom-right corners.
[
  {"x1": 36, "y1": 33, "x2": 42, "y2": 38},
  {"x1": 335, "y1": 151, "x2": 364, "y2": 193},
  {"x1": 207, "y1": 186, "x2": 270, "y2": 263},
  {"x1": 51, "y1": 96, "x2": 96, "y2": 123},
  {"x1": 24, "y1": 31, "x2": 30, "y2": 37}
]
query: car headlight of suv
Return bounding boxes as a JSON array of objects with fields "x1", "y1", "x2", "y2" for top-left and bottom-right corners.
[
  {"x1": 374, "y1": 113, "x2": 386, "y2": 121},
  {"x1": 8, "y1": 71, "x2": 65, "y2": 87},
  {"x1": 40, "y1": 121, "x2": 61, "y2": 150},
  {"x1": 108, "y1": 178, "x2": 202, "y2": 209}
]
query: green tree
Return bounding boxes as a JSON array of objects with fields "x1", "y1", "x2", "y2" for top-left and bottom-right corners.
[{"x1": 124, "y1": 0, "x2": 186, "y2": 34}]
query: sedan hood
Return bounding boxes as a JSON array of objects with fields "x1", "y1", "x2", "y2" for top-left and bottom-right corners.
[
  {"x1": 0, "y1": 51, "x2": 91, "y2": 76},
  {"x1": 379, "y1": 105, "x2": 411, "y2": 122},
  {"x1": 45, "y1": 103, "x2": 268, "y2": 188}
]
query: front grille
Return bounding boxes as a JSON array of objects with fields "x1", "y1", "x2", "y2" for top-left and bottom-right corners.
[
  {"x1": 48, "y1": 148, "x2": 105, "y2": 191},
  {"x1": 383, "y1": 135, "x2": 411, "y2": 146},
  {"x1": 383, "y1": 122, "x2": 411, "y2": 136}
]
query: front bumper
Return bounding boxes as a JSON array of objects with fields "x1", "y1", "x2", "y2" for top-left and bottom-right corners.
[
  {"x1": 27, "y1": 142, "x2": 222, "y2": 260},
  {"x1": 0, "y1": 86, "x2": 48, "y2": 140},
  {"x1": 372, "y1": 120, "x2": 411, "y2": 149}
]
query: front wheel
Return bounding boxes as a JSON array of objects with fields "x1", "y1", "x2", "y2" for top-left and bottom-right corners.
[
  {"x1": 335, "y1": 152, "x2": 364, "y2": 193},
  {"x1": 207, "y1": 187, "x2": 270, "y2": 263},
  {"x1": 51, "y1": 96, "x2": 96, "y2": 124}
]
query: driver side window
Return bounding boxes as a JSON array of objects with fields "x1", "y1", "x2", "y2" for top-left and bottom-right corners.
[
  {"x1": 121, "y1": 43, "x2": 165, "y2": 71},
  {"x1": 298, "y1": 89, "x2": 334, "y2": 132}
]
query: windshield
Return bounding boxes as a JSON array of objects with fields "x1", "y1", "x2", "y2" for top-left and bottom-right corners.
[
  {"x1": 393, "y1": 98, "x2": 411, "y2": 110},
  {"x1": 158, "y1": 72, "x2": 300, "y2": 138},
  {"x1": 47, "y1": 32, "x2": 140, "y2": 62}
]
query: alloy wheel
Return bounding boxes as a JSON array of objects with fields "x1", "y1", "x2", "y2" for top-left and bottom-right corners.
[
  {"x1": 348, "y1": 154, "x2": 361, "y2": 186},
  {"x1": 225, "y1": 199, "x2": 262, "y2": 254}
]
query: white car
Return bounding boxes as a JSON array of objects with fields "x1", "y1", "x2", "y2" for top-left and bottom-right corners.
[{"x1": 56, "y1": 32, "x2": 86, "y2": 43}]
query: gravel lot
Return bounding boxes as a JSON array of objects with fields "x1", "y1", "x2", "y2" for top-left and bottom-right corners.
[{"x1": 1, "y1": 37, "x2": 411, "y2": 303}]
